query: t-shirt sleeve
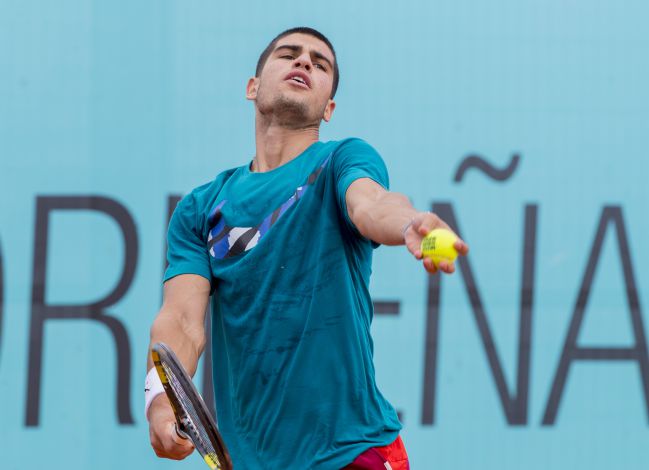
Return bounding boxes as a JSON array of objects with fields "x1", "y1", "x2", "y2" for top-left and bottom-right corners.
[
  {"x1": 164, "y1": 192, "x2": 213, "y2": 286},
  {"x1": 332, "y1": 138, "x2": 390, "y2": 238}
]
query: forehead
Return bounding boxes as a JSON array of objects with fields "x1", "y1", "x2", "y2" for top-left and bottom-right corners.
[{"x1": 274, "y1": 33, "x2": 335, "y2": 62}]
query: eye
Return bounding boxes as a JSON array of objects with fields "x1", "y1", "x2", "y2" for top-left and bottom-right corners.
[
  {"x1": 280, "y1": 55, "x2": 294, "y2": 60},
  {"x1": 314, "y1": 63, "x2": 327, "y2": 71}
]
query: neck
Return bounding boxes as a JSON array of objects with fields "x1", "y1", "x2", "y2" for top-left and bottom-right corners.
[{"x1": 252, "y1": 112, "x2": 320, "y2": 172}]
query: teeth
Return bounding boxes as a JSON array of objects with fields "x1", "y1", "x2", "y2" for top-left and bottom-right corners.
[{"x1": 292, "y1": 76, "x2": 305, "y2": 84}]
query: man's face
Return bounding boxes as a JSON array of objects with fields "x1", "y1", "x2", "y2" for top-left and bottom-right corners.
[{"x1": 247, "y1": 33, "x2": 336, "y2": 127}]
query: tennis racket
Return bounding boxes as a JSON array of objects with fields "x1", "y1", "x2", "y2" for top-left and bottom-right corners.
[{"x1": 151, "y1": 342, "x2": 233, "y2": 470}]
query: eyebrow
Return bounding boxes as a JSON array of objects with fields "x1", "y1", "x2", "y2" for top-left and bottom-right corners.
[{"x1": 274, "y1": 44, "x2": 334, "y2": 70}]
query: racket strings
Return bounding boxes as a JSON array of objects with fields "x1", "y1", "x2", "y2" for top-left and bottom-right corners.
[{"x1": 163, "y1": 362, "x2": 221, "y2": 464}]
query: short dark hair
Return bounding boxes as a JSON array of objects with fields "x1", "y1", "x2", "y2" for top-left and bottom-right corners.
[{"x1": 255, "y1": 27, "x2": 339, "y2": 98}]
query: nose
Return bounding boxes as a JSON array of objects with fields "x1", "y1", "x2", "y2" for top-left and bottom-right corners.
[{"x1": 293, "y1": 53, "x2": 312, "y2": 72}]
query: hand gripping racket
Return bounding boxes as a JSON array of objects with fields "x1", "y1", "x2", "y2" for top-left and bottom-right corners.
[{"x1": 151, "y1": 342, "x2": 233, "y2": 470}]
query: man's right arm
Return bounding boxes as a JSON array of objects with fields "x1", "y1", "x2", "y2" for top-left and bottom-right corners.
[{"x1": 146, "y1": 273, "x2": 211, "y2": 460}]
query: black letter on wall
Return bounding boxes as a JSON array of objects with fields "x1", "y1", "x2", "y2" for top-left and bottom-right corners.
[
  {"x1": 0, "y1": 238, "x2": 4, "y2": 368},
  {"x1": 165, "y1": 195, "x2": 215, "y2": 417},
  {"x1": 422, "y1": 203, "x2": 538, "y2": 425},
  {"x1": 542, "y1": 206, "x2": 649, "y2": 425},
  {"x1": 164, "y1": 195, "x2": 182, "y2": 273},
  {"x1": 26, "y1": 196, "x2": 137, "y2": 426}
]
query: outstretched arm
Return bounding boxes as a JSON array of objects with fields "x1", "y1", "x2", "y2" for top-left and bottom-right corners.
[
  {"x1": 345, "y1": 178, "x2": 469, "y2": 274},
  {"x1": 146, "y1": 274, "x2": 211, "y2": 460}
]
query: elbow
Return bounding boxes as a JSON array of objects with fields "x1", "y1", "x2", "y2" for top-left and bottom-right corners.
[
  {"x1": 149, "y1": 314, "x2": 167, "y2": 343},
  {"x1": 349, "y1": 204, "x2": 374, "y2": 240}
]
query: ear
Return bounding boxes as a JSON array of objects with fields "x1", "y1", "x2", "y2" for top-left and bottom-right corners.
[
  {"x1": 322, "y1": 99, "x2": 336, "y2": 122},
  {"x1": 246, "y1": 77, "x2": 259, "y2": 100}
]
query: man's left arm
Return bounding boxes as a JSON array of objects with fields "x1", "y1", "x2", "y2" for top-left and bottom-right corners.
[{"x1": 345, "y1": 178, "x2": 469, "y2": 274}]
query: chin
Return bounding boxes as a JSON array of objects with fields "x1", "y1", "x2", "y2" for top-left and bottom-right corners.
[
  {"x1": 272, "y1": 95, "x2": 311, "y2": 115},
  {"x1": 257, "y1": 90, "x2": 322, "y2": 126}
]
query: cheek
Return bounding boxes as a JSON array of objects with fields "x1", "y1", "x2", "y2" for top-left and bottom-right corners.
[
  {"x1": 314, "y1": 75, "x2": 333, "y2": 97},
  {"x1": 260, "y1": 63, "x2": 284, "y2": 84}
]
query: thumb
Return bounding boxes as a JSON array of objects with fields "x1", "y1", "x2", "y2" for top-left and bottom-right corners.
[
  {"x1": 170, "y1": 422, "x2": 193, "y2": 448},
  {"x1": 410, "y1": 213, "x2": 433, "y2": 236}
]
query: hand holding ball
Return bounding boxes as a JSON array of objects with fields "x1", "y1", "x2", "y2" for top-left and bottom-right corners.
[{"x1": 420, "y1": 228, "x2": 458, "y2": 268}]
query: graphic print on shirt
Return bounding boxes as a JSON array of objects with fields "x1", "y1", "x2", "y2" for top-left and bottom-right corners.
[{"x1": 207, "y1": 155, "x2": 331, "y2": 259}]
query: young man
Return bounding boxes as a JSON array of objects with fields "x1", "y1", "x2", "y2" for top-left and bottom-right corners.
[{"x1": 146, "y1": 27, "x2": 468, "y2": 469}]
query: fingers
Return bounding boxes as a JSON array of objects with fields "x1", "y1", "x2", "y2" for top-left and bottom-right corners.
[
  {"x1": 168, "y1": 422, "x2": 194, "y2": 456},
  {"x1": 158, "y1": 439, "x2": 194, "y2": 461},
  {"x1": 171, "y1": 423, "x2": 191, "y2": 445},
  {"x1": 421, "y1": 258, "x2": 456, "y2": 275},
  {"x1": 147, "y1": 393, "x2": 194, "y2": 460},
  {"x1": 412, "y1": 211, "x2": 448, "y2": 237},
  {"x1": 403, "y1": 219, "x2": 424, "y2": 259},
  {"x1": 404, "y1": 233, "x2": 423, "y2": 259},
  {"x1": 422, "y1": 257, "x2": 438, "y2": 274},
  {"x1": 437, "y1": 260, "x2": 455, "y2": 274},
  {"x1": 150, "y1": 414, "x2": 195, "y2": 461},
  {"x1": 151, "y1": 421, "x2": 194, "y2": 460},
  {"x1": 407, "y1": 211, "x2": 469, "y2": 274},
  {"x1": 454, "y1": 239, "x2": 469, "y2": 256}
]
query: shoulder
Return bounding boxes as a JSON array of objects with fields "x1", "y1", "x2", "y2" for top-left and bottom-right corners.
[
  {"x1": 326, "y1": 138, "x2": 387, "y2": 174},
  {"x1": 326, "y1": 137, "x2": 380, "y2": 157},
  {"x1": 181, "y1": 166, "x2": 241, "y2": 207},
  {"x1": 172, "y1": 166, "x2": 243, "y2": 231},
  {"x1": 324, "y1": 138, "x2": 384, "y2": 174}
]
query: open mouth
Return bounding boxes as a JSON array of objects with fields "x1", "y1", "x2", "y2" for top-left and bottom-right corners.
[
  {"x1": 284, "y1": 71, "x2": 311, "y2": 88},
  {"x1": 289, "y1": 76, "x2": 307, "y2": 86}
]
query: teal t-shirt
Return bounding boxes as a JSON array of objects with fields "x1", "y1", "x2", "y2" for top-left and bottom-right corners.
[{"x1": 164, "y1": 138, "x2": 402, "y2": 469}]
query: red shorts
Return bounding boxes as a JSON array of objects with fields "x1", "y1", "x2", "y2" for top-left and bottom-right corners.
[{"x1": 341, "y1": 436, "x2": 410, "y2": 470}]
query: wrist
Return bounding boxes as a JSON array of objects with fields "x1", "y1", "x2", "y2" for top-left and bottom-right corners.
[
  {"x1": 401, "y1": 218, "x2": 414, "y2": 241},
  {"x1": 144, "y1": 367, "x2": 165, "y2": 420}
]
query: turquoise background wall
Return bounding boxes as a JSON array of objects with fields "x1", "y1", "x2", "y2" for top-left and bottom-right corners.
[{"x1": 1, "y1": 1, "x2": 648, "y2": 469}]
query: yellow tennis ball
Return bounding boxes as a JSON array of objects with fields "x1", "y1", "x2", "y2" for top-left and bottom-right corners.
[{"x1": 421, "y1": 228, "x2": 458, "y2": 267}]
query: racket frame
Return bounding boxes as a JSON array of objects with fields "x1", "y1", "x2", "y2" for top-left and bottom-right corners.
[{"x1": 151, "y1": 342, "x2": 233, "y2": 470}]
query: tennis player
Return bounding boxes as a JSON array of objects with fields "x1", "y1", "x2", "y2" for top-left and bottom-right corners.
[{"x1": 146, "y1": 27, "x2": 468, "y2": 469}]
